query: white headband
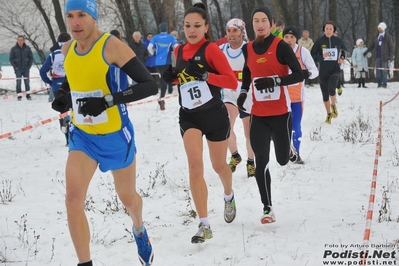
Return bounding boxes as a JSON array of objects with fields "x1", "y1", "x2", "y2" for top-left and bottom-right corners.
[{"x1": 226, "y1": 18, "x2": 248, "y2": 42}]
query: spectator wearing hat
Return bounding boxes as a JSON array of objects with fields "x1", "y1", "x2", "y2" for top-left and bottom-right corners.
[
  {"x1": 110, "y1": 29, "x2": 123, "y2": 41},
  {"x1": 147, "y1": 22, "x2": 179, "y2": 110},
  {"x1": 283, "y1": 25, "x2": 319, "y2": 165},
  {"x1": 363, "y1": 22, "x2": 394, "y2": 88},
  {"x1": 352, "y1": 39, "x2": 371, "y2": 88}
]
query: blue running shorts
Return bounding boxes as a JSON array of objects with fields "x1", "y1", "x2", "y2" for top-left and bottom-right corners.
[{"x1": 68, "y1": 121, "x2": 136, "y2": 172}]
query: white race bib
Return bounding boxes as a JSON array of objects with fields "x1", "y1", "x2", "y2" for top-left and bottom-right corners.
[
  {"x1": 180, "y1": 80, "x2": 212, "y2": 109},
  {"x1": 323, "y1": 48, "x2": 338, "y2": 61},
  {"x1": 72, "y1": 89, "x2": 109, "y2": 125},
  {"x1": 253, "y1": 77, "x2": 281, "y2": 102}
]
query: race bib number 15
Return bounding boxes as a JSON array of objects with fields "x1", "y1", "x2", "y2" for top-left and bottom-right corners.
[{"x1": 180, "y1": 80, "x2": 212, "y2": 109}]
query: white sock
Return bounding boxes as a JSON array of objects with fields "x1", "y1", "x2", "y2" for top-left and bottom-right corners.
[
  {"x1": 224, "y1": 191, "x2": 234, "y2": 202},
  {"x1": 133, "y1": 224, "x2": 145, "y2": 236},
  {"x1": 199, "y1": 217, "x2": 210, "y2": 226}
]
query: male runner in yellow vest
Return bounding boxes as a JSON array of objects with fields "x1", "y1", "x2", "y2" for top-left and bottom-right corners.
[{"x1": 51, "y1": 0, "x2": 157, "y2": 265}]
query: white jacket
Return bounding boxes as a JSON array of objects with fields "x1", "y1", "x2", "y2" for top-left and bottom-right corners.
[{"x1": 352, "y1": 46, "x2": 370, "y2": 72}]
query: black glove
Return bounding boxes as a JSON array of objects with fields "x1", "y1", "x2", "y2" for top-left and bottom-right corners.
[
  {"x1": 254, "y1": 77, "x2": 278, "y2": 91},
  {"x1": 363, "y1": 51, "x2": 367, "y2": 57},
  {"x1": 76, "y1": 97, "x2": 108, "y2": 117},
  {"x1": 52, "y1": 89, "x2": 70, "y2": 113},
  {"x1": 237, "y1": 92, "x2": 247, "y2": 111},
  {"x1": 163, "y1": 65, "x2": 177, "y2": 83},
  {"x1": 185, "y1": 59, "x2": 207, "y2": 80},
  {"x1": 302, "y1": 69, "x2": 310, "y2": 79}
]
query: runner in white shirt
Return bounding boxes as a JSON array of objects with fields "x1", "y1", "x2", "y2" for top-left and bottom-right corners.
[
  {"x1": 283, "y1": 25, "x2": 319, "y2": 164},
  {"x1": 220, "y1": 18, "x2": 255, "y2": 178}
]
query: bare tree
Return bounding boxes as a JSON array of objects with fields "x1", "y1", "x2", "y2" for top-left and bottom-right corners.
[
  {"x1": 183, "y1": 0, "x2": 192, "y2": 11},
  {"x1": 364, "y1": 0, "x2": 379, "y2": 80},
  {"x1": 240, "y1": 0, "x2": 257, "y2": 40},
  {"x1": 148, "y1": 0, "x2": 163, "y2": 29},
  {"x1": 115, "y1": 0, "x2": 136, "y2": 43},
  {"x1": 52, "y1": 0, "x2": 67, "y2": 33},
  {"x1": 391, "y1": 0, "x2": 399, "y2": 79},
  {"x1": 0, "y1": 1, "x2": 49, "y2": 64},
  {"x1": 132, "y1": 0, "x2": 149, "y2": 36},
  {"x1": 328, "y1": 0, "x2": 337, "y2": 24},
  {"x1": 311, "y1": 0, "x2": 319, "y2": 41},
  {"x1": 163, "y1": 0, "x2": 176, "y2": 31},
  {"x1": 210, "y1": 0, "x2": 225, "y2": 39}
]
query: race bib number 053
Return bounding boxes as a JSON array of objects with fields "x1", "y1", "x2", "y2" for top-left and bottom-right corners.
[{"x1": 323, "y1": 48, "x2": 338, "y2": 61}]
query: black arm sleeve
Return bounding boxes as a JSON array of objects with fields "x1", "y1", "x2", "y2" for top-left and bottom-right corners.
[
  {"x1": 113, "y1": 57, "x2": 158, "y2": 104},
  {"x1": 311, "y1": 39, "x2": 323, "y2": 64},
  {"x1": 276, "y1": 41, "x2": 304, "y2": 85},
  {"x1": 57, "y1": 76, "x2": 72, "y2": 109},
  {"x1": 59, "y1": 76, "x2": 70, "y2": 93},
  {"x1": 241, "y1": 43, "x2": 251, "y2": 93}
]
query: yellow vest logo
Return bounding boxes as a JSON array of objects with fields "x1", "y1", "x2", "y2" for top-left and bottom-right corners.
[{"x1": 256, "y1": 58, "x2": 267, "y2": 63}]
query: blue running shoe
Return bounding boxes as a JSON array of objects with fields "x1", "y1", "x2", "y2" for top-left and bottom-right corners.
[{"x1": 133, "y1": 226, "x2": 154, "y2": 266}]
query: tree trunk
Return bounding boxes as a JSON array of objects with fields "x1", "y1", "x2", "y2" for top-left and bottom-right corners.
[
  {"x1": 392, "y1": 0, "x2": 399, "y2": 80},
  {"x1": 240, "y1": 0, "x2": 256, "y2": 40},
  {"x1": 328, "y1": 0, "x2": 337, "y2": 24},
  {"x1": 115, "y1": 0, "x2": 135, "y2": 44},
  {"x1": 365, "y1": 0, "x2": 379, "y2": 81},
  {"x1": 271, "y1": 0, "x2": 284, "y2": 21},
  {"x1": 132, "y1": 0, "x2": 148, "y2": 36},
  {"x1": 212, "y1": 0, "x2": 225, "y2": 39},
  {"x1": 311, "y1": 0, "x2": 319, "y2": 41},
  {"x1": 32, "y1": 0, "x2": 57, "y2": 47},
  {"x1": 148, "y1": 0, "x2": 162, "y2": 30},
  {"x1": 162, "y1": 0, "x2": 175, "y2": 32},
  {"x1": 52, "y1": 0, "x2": 67, "y2": 33},
  {"x1": 183, "y1": 0, "x2": 192, "y2": 11}
]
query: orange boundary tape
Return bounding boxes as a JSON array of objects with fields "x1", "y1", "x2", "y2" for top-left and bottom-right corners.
[
  {"x1": 0, "y1": 111, "x2": 69, "y2": 140},
  {"x1": 0, "y1": 86, "x2": 47, "y2": 100},
  {"x1": 361, "y1": 92, "x2": 399, "y2": 264},
  {"x1": 0, "y1": 93, "x2": 178, "y2": 140},
  {"x1": 0, "y1": 76, "x2": 42, "y2": 81}
]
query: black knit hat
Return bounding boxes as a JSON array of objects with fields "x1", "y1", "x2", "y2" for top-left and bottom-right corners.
[
  {"x1": 283, "y1": 25, "x2": 299, "y2": 40},
  {"x1": 251, "y1": 6, "x2": 272, "y2": 26},
  {"x1": 57, "y1": 32, "x2": 71, "y2": 42},
  {"x1": 159, "y1": 22, "x2": 168, "y2": 33}
]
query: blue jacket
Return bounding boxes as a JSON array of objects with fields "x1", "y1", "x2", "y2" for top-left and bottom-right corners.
[
  {"x1": 148, "y1": 33, "x2": 178, "y2": 66},
  {"x1": 40, "y1": 49, "x2": 66, "y2": 92},
  {"x1": 143, "y1": 39, "x2": 156, "y2": 68}
]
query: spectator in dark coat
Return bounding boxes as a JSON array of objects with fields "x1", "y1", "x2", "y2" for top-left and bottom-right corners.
[
  {"x1": 128, "y1": 31, "x2": 149, "y2": 65},
  {"x1": 9, "y1": 35, "x2": 34, "y2": 100},
  {"x1": 363, "y1": 22, "x2": 394, "y2": 88}
]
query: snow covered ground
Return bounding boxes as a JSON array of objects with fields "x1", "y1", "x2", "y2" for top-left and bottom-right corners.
[{"x1": 0, "y1": 66, "x2": 398, "y2": 266}]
